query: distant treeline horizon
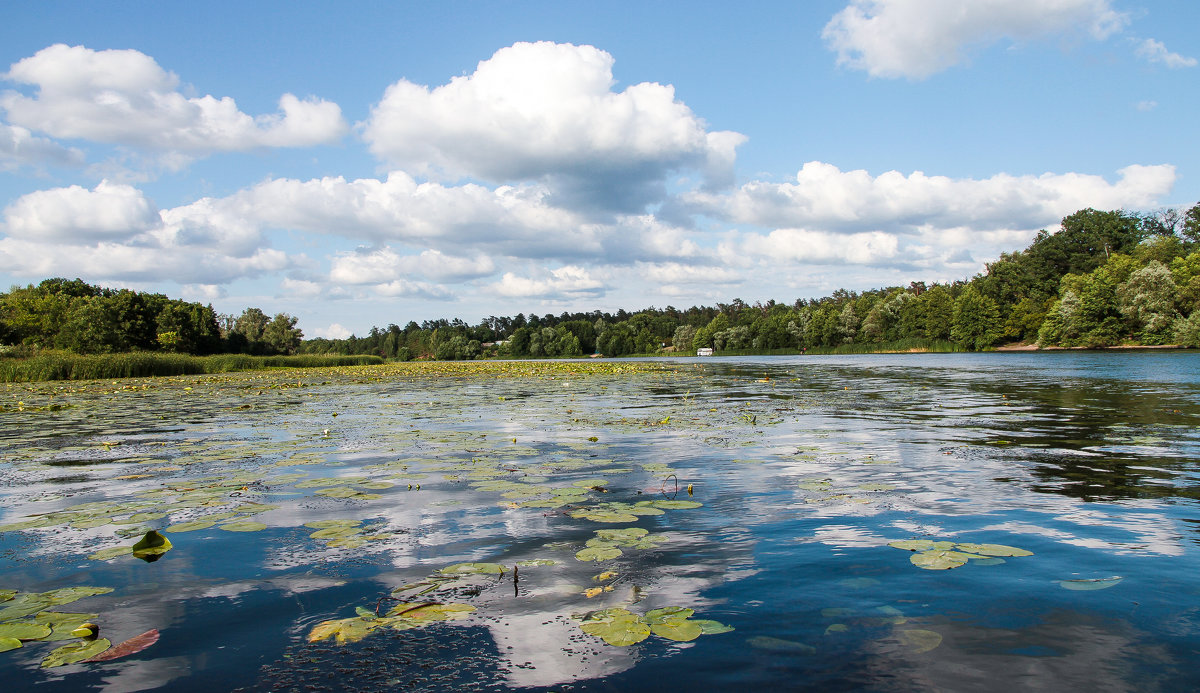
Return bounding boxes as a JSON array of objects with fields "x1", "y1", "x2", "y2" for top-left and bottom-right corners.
[{"x1": 2, "y1": 204, "x2": 1199, "y2": 361}]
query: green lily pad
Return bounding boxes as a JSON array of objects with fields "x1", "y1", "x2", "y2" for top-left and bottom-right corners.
[
  {"x1": 34, "y1": 612, "x2": 99, "y2": 641},
  {"x1": 131, "y1": 530, "x2": 172, "y2": 557},
  {"x1": 595, "y1": 528, "x2": 648, "y2": 542},
  {"x1": 42, "y1": 638, "x2": 111, "y2": 667},
  {"x1": 692, "y1": 619, "x2": 735, "y2": 634},
  {"x1": 640, "y1": 500, "x2": 702, "y2": 510},
  {"x1": 910, "y1": 550, "x2": 971, "y2": 570},
  {"x1": 0, "y1": 517, "x2": 53, "y2": 532},
  {"x1": 0, "y1": 637, "x2": 20, "y2": 652},
  {"x1": 644, "y1": 607, "x2": 693, "y2": 623},
  {"x1": 0, "y1": 622, "x2": 53, "y2": 640},
  {"x1": 515, "y1": 559, "x2": 556, "y2": 567},
  {"x1": 42, "y1": 587, "x2": 113, "y2": 606},
  {"x1": 0, "y1": 589, "x2": 16, "y2": 602},
  {"x1": 650, "y1": 619, "x2": 703, "y2": 641},
  {"x1": 303, "y1": 519, "x2": 362, "y2": 529},
  {"x1": 797, "y1": 480, "x2": 833, "y2": 491},
  {"x1": 953, "y1": 543, "x2": 1033, "y2": 557},
  {"x1": 888, "y1": 539, "x2": 955, "y2": 552},
  {"x1": 326, "y1": 537, "x2": 367, "y2": 549},
  {"x1": 219, "y1": 521, "x2": 267, "y2": 532},
  {"x1": 1059, "y1": 576, "x2": 1123, "y2": 591},
  {"x1": 437, "y1": 562, "x2": 505, "y2": 575},
  {"x1": 580, "y1": 618, "x2": 651, "y2": 646},
  {"x1": 307, "y1": 617, "x2": 380, "y2": 644},
  {"x1": 88, "y1": 546, "x2": 131, "y2": 561},
  {"x1": 310, "y1": 527, "x2": 361, "y2": 539},
  {"x1": 576, "y1": 546, "x2": 623, "y2": 562},
  {"x1": 164, "y1": 519, "x2": 216, "y2": 533},
  {"x1": 388, "y1": 603, "x2": 475, "y2": 621}
]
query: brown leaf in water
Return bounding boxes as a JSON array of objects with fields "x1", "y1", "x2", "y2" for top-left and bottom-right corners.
[{"x1": 83, "y1": 629, "x2": 159, "y2": 662}]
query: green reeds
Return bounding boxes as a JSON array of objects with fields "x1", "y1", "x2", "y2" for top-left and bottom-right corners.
[{"x1": 0, "y1": 351, "x2": 384, "y2": 382}]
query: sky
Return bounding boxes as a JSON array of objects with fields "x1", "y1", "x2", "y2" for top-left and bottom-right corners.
[{"x1": 1, "y1": 0, "x2": 1197, "y2": 339}]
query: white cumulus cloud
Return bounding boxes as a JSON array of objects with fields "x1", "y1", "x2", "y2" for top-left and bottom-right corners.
[
  {"x1": 1, "y1": 44, "x2": 347, "y2": 156},
  {"x1": 2, "y1": 180, "x2": 159, "y2": 241},
  {"x1": 1135, "y1": 39, "x2": 1198, "y2": 69},
  {"x1": 688, "y1": 161, "x2": 1176, "y2": 234},
  {"x1": 823, "y1": 0, "x2": 1128, "y2": 79},
  {"x1": 0, "y1": 122, "x2": 84, "y2": 170},
  {"x1": 492, "y1": 265, "x2": 605, "y2": 299},
  {"x1": 362, "y1": 41, "x2": 745, "y2": 212}
]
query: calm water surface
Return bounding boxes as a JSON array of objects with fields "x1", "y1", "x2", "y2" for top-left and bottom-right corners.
[{"x1": 1, "y1": 352, "x2": 1199, "y2": 691}]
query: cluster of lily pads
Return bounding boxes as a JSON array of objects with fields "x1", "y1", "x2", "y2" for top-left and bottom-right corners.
[
  {"x1": 307, "y1": 602, "x2": 477, "y2": 645},
  {"x1": 0, "y1": 586, "x2": 117, "y2": 666},
  {"x1": 568, "y1": 499, "x2": 701, "y2": 523},
  {"x1": 578, "y1": 606, "x2": 733, "y2": 646},
  {"x1": 575, "y1": 528, "x2": 669, "y2": 562},
  {"x1": 303, "y1": 519, "x2": 397, "y2": 549},
  {"x1": 887, "y1": 539, "x2": 1033, "y2": 570}
]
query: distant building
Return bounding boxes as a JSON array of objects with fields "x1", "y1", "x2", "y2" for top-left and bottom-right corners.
[{"x1": 696, "y1": 347, "x2": 714, "y2": 357}]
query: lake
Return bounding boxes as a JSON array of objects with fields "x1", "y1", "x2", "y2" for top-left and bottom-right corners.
[{"x1": 1, "y1": 352, "x2": 1198, "y2": 691}]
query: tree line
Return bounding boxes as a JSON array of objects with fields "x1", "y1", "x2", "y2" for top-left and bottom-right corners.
[
  {"x1": 3, "y1": 204, "x2": 1198, "y2": 360},
  {"x1": 300, "y1": 204, "x2": 1200, "y2": 359},
  {"x1": 0, "y1": 278, "x2": 303, "y2": 356}
]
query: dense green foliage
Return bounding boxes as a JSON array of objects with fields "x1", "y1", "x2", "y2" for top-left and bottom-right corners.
[
  {"x1": 0, "y1": 279, "x2": 303, "y2": 356},
  {"x1": 299, "y1": 205, "x2": 1200, "y2": 358},
  {"x1": 3, "y1": 204, "x2": 1198, "y2": 367}
]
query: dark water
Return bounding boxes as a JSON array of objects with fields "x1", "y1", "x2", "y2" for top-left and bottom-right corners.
[{"x1": 1, "y1": 352, "x2": 1199, "y2": 691}]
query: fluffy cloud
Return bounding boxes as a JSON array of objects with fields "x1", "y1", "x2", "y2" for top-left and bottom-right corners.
[
  {"x1": 212, "y1": 173, "x2": 582, "y2": 251},
  {"x1": 729, "y1": 229, "x2": 900, "y2": 266},
  {"x1": 1135, "y1": 39, "x2": 1198, "y2": 69},
  {"x1": 0, "y1": 179, "x2": 295, "y2": 284},
  {"x1": 329, "y1": 247, "x2": 495, "y2": 285},
  {"x1": 492, "y1": 265, "x2": 605, "y2": 299},
  {"x1": 688, "y1": 162, "x2": 1176, "y2": 234},
  {"x1": 823, "y1": 0, "x2": 1128, "y2": 79},
  {"x1": 362, "y1": 41, "x2": 744, "y2": 212},
  {"x1": 0, "y1": 235, "x2": 289, "y2": 284},
  {"x1": 0, "y1": 122, "x2": 84, "y2": 170},
  {"x1": 2, "y1": 180, "x2": 159, "y2": 241},
  {"x1": 2, "y1": 44, "x2": 346, "y2": 155}
]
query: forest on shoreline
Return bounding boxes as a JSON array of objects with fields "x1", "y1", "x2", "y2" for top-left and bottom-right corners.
[{"x1": 2, "y1": 204, "x2": 1199, "y2": 370}]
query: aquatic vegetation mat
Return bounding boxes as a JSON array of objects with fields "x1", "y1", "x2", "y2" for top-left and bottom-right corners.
[{"x1": 0, "y1": 355, "x2": 1198, "y2": 691}]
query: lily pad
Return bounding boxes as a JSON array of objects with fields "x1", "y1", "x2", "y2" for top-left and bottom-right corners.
[
  {"x1": 437, "y1": 562, "x2": 505, "y2": 575},
  {"x1": 303, "y1": 519, "x2": 362, "y2": 529},
  {"x1": 0, "y1": 637, "x2": 20, "y2": 652},
  {"x1": 219, "y1": 521, "x2": 267, "y2": 532},
  {"x1": 650, "y1": 619, "x2": 703, "y2": 641},
  {"x1": 0, "y1": 622, "x2": 53, "y2": 640},
  {"x1": 888, "y1": 539, "x2": 956, "y2": 552},
  {"x1": 954, "y1": 543, "x2": 1032, "y2": 557},
  {"x1": 692, "y1": 619, "x2": 735, "y2": 634},
  {"x1": 576, "y1": 546, "x2": 623, "y2": 562},
  {"x1": 307, "y1": 617, "x2": 380, "y2": 644},
  {"x1": 1059, "y1": 576, "x2": 1123, "y2": 591},
  {"x1": 580, "y1": 618, "x2": 651, "y2": 647},
  {"x1": 42, "y1": 638, "x2": 112, "y2": 667},
  {"x1": 897, "y1": 629, "x2": 942, "y2": 653},
  {"x1": 640, "y1": 500, "x2": 702, "y2": 510},
  {"x1": 88, "y1": 546, "x2": 132, "y2": 562},
  {"x1": 131, "y1": 530, "x2": 172, "y2": 558},
  {"x1": 910, "y1": 550, "x2": 972, "y2": 570},
  {"x1": 35, "y1": 612, "x2": 99, "y2": 641},
  {"x1": 164, "y1": 519, "x2": 216, "y2": 533},
  {"x1": 644, "y1": 607, "x2": 693, "y2": 623}
]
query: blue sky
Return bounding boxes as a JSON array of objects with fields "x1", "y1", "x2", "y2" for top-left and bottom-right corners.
[{"x1": 1, "y1": 1, "x2": 1197, "y2": 338}]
